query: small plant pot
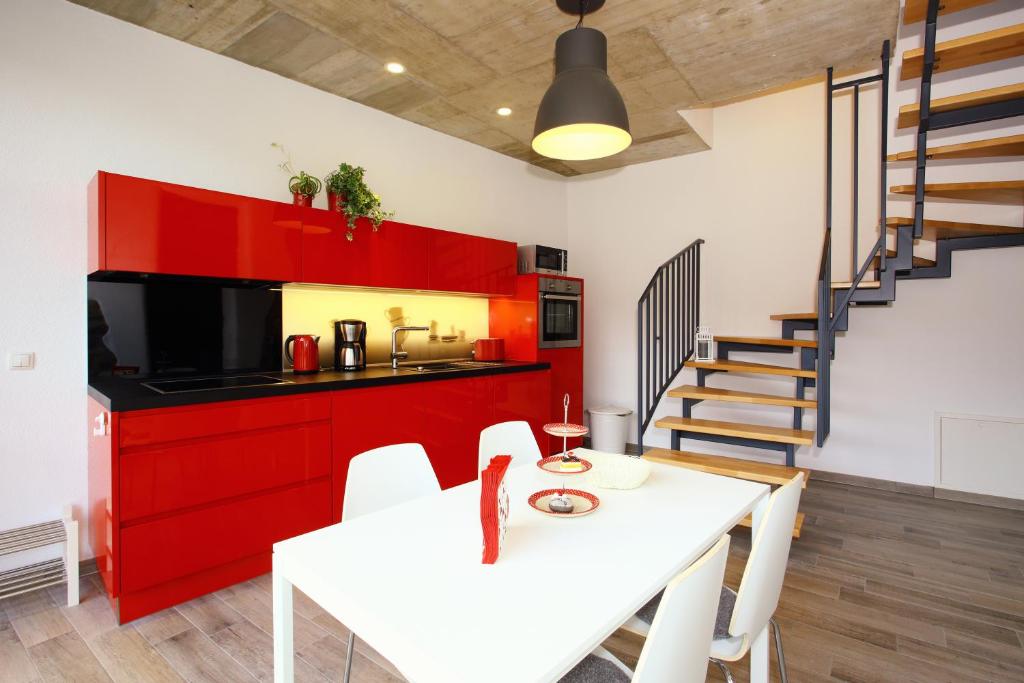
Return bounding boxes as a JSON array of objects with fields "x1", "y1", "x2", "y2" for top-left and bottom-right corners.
[
  {"x1": 292, "y1": 192, "x2": 314, "y2": 207},
  {"x1": 327, "y1": 192, "x2": 347, "y2": 214}
]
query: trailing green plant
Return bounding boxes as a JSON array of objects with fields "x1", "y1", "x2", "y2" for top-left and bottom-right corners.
[
  {"x1": 288, "y1": 171, "x2": 322, "y2": 198},
  {"x1": 323, "y1": 163, "x2": 395, "y2": 236}
]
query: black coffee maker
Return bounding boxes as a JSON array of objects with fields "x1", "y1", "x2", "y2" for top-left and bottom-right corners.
[{"x1": 334, "y1": 319, "x2": 367, "y2": 371}]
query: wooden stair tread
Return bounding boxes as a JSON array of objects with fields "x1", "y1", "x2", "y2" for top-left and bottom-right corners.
[
  {"x1": 644, "y1": 448, "x2": 809, "y2": 487},
  {"x1": 667, "y1": 385, "x2": 816, "y2": 409},
  {"x1": 655, "y1": 416, "x2": 815, "y2": 446},
  {"x1": 714, "y1": 335, "x2": 817, "y2": 349},
  {"x1": 902, "y1": 23, "x2": 1024, "y2": 80},
  {"x1": 886, "y1": 216, "x2": 1021, "y2": 240},
  {"x1": 684, "y1": 358, "x2": 816, "y2": 379},
  {"x1": 903, "y1": 0, "x2": 993, "y2": 24},
  {"x1": 871, "y1": 249, "x2": 936, "y2": 269},
  {"x1": 831, "y1": 280, "x2": 881, "y2": 289},
  {"x1": 769, "y1": 312, "x2": 817, "y2": 321},
  {"x1": 897, "y1": 83, "x2": 1024, "y2": 129},
  {"x1": 738, "y1": 511, "x2": 805, "y2": 539},
  {"x1": 887, "y1": 134, "x2": 1024, "y2": 162},
  {"x1": 890, "y1": 180, "x2": 1024, "y2": 203}
]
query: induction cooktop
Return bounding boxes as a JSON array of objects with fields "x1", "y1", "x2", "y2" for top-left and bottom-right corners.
[{"x1": 142, "y1": 375, "x2": 293, "y2": 394}]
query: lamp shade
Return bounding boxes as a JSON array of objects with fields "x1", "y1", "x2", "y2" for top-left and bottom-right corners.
[{"x1": 532, "y1": 26, "x2": 631, "y2": 161}]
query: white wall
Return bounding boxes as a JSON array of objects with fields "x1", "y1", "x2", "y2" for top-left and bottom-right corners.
[
  {"x1": 0, "y1": 0, "x2": 568, "y2": 560},
  {"x1": 568, "y1": 0, "x2": 1024, "y2": 487}
]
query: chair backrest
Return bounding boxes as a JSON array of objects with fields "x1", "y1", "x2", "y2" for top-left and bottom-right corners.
[
  {"x1": 632, "y1": 535, "x2": 731, "y2": 683},
  {"x1": 727, "y1": 472, "x2": 804, "y2": 649},
  {"x1": 343, "y1": 443, "x2": 441, "y2": 522},
  {"x1": 478, "y1": 421, "x2": 543, "y2": 475}
]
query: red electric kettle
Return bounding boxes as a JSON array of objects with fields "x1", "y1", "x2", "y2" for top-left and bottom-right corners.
[{"x1": 285, "y1": 335, "x2": 321, "y2": 374}]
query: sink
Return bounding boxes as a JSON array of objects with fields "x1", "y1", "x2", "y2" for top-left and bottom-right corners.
[{"x1": 397, "y1": 361, "x2": 503, "y2": 374}]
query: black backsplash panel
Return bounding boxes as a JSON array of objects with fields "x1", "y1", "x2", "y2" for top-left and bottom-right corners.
[{"x1": 88, "y1": 275, "x2": 282, "y2": 380}]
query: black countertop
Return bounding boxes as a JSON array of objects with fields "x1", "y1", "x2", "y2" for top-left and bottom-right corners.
[{"x1": 89, "y1": 361, "x2": 551, "y2": 412}]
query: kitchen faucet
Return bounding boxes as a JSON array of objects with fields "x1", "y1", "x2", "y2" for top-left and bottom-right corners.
[{"x1": 391, "y1": 325, "x2": 430, "y2": 369}]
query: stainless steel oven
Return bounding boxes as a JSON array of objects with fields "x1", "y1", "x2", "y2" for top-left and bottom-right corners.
[{"x1": 538, "y1": 277, "x2": 581, "y2": 349}]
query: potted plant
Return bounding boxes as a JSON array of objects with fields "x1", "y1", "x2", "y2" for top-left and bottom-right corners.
[
  {"x1": 323, "y1": 163, "x2": 395, "y2": 241},
  {"x1": 288, "y1": 172, "x2": 321, "y2": 207},
  {"x1": 271, "y1": 143, "x2": 321, "y2": 207}
]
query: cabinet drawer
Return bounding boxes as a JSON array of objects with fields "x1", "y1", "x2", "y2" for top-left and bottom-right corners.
[
  {"x1": 120, "y1": 480, "x2": 331, "y2": 593},
  {"x1": 120, "y1": 394, "x2": 331, "y2": 448},
  {"x1": 120, "y1": 423, "x2": 331, "y2": 522}
]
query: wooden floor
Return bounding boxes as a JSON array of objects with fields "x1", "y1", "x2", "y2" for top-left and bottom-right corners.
[{"x1": 2, "y1": 480, "x2": 1023, "y2": 682}]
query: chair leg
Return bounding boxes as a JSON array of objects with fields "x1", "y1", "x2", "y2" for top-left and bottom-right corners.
[
  {"x1": 711, "y1": 658, "x2": 735, "y2": 683},
  {"x1": 343, "y1": 631, "x2": 355, "y2": 683},
  {"x1": 770, "y1": 617, "x2": 789, "y2": 683}
]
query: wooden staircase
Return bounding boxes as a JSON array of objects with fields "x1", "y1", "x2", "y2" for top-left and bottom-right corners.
[{"x1": 635, "y1": 0, "x2": 1023, "y2": 540}]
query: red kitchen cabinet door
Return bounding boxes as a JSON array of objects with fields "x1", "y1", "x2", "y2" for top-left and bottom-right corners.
[
  {"x1": 330, "y1": 384, "x2": 426, "y2": 520},
  {"x1": 120, "y1": 480, "x2": 331, "y2": 594},
  {"x1": 301, "y1": 215, "x2": 429, "y2": 289},
  {"x1": 428, "y1": 229, "x2": 516, "y2": 295},
  {"x1": 491, "y1": 370, "x2": 552, "y2": 456},
  {"x1": 539, "y1": 347, "x2": 584, "y2": 454},
  {"x1": 418, "y1": 377, "x2": 492, "y2": 487},
  {"x1": 98, "y1": 172, "x2": 303, "y2": 280},
  {"x1": 119, "y1": 422, "x2": 331, "y2": 522}
]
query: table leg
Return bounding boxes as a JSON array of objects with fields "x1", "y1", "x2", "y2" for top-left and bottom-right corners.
[
  {"x1": 748, "y1": 492, "x2": 771, "y2": 683},
  {"x1": 273, "y1": 557, "x2": 294, "y2": 683}
]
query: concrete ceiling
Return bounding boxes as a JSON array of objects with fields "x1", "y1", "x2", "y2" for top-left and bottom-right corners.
[{"x1": 71, "y1": 0, "x2": 898, "y2": 176}]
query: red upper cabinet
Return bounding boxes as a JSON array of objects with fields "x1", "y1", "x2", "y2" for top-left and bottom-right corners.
[
  {"x1": 90, "y1": 172, "x2": 303, "y2": 281},
  {"x1": 300, "y1": 215, "x2": 430, "y2": 290},
  {"x1": 428, "y1": 229, "x2": 516, "y2": 296}
]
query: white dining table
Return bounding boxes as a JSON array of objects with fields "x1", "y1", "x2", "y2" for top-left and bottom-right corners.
[{"x1": 272, "y1": 461, "x2": 770, "y2": 683}]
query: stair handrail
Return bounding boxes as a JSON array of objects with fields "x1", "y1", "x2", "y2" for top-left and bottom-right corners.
[
  {"x1": 816, "y1": 229, "x2": 832, "y2": 447},
  {"x1": 636, "y1": 239, "x2": 704, "y2": 454}
]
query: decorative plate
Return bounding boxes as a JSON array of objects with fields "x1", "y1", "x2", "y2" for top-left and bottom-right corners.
[
  {"x1": 543, "y1": 422, "x2": 589, "y2": 438},
  {"x1": 527, "y1": 488, "x2": 600, "y2": 518},
  {"x1": 536, "y1": 455, "x2": 593, "y2": 475}
]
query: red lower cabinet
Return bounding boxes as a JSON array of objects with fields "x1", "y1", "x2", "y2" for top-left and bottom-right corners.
[
  {"x1": 330, "y1": 370, "x2": 551, "y2": 520},
  {"x1": 89, "y1": 371, "x2": 550, "y2": 622},
  {"x1": 90, "y1": 394, "x2": 333, "y2": 623}
]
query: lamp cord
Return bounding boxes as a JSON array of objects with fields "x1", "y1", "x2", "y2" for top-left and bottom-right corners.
[{"x1": 576, "y1": 0, "x2": 587, "y2": 27}]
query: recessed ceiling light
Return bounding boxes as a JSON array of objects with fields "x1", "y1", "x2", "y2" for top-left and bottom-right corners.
[
  {"x1": 496, "y1": 107, "x2": 513, "y2": 117},
  {"x1": 385, "y1": 62, "x2": 405, "y2": 74}
]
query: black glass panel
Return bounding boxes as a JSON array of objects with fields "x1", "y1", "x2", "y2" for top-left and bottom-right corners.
[
  {"x1": 88, "y1": 277, "x2": 282, "y2": 380},
  {"x1": 542, "y1": 299, "x2": 578, "y2": 341}
]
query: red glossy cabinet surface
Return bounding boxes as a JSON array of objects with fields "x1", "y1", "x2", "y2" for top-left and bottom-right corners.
[
  {"x1": 93, "y1": 172, "x2": 304, "y2": 281},
  {"x1": 90, "y1": 171, "x2": 518, "y2": 295},
  {"x1": 301, "y1": 215, "x2": 430, "y2": 289},
  {"x1": 90, "y1": 394, "x2": 333, "y2": 623},
  {"x1": 330, "y1": 370, "x2": 551, "y2": 519},
  {"x1": 428, "y1": 229, "x2": 517, "y2": 295}
]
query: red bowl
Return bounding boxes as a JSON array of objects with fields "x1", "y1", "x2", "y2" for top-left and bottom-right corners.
[{"x1": 474, "y1": 338, "x2": 505, "y2": 361}]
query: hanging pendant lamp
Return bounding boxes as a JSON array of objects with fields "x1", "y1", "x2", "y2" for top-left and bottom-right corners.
[{"x1": 532, "y1": 0, "x2": 631, "y2": 161}]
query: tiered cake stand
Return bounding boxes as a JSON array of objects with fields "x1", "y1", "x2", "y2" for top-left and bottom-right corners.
[{"x1": 529, "y1": 394, "x2": 599, "y2": 517}]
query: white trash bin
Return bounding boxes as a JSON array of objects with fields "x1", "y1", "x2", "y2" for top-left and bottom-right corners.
[{"x1": 587, "y1": 405, "x2": 633, "y2": 454}]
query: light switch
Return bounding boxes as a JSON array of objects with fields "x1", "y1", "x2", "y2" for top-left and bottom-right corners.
[{"x1": 8, "y1": 352, "x2": 35, "y2": 370}]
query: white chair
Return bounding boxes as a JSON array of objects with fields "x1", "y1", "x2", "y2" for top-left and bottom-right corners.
[
  {"x1": 343, "y1": 442, "x2": 442, "y2": 522},
  {"x1": 340, "y1": 443, "x2": 441, "y2": 680},
  {"x1": 625, "y1": 473, "x2": 805, "y2": 683},
  {"x1": 477, "y1": 420, "x2": 543, "y2": 474},
  {"x1": 560, "y1": 535, "x2": 732, "y2": 683}
]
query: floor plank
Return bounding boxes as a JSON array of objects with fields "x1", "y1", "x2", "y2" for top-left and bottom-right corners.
[
  {"x1": 154, "y1": 627, "x2": 256, "y2": 683},
  {"x1": 88, "y1": 627, "x2": 184, "y2": 683},
  {"x1": 0, "y1": 621, "x2": 40, "y2": 683},
  {"x1": 27, "y1": 631, "x2": 113, "y2": 683}
]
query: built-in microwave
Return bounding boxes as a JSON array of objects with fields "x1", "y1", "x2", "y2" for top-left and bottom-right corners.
[
  {"x1": 538, "y1": 277, "x2": 581, "y2": 349},
  {"x1": 518, "y1": 245, "x2": 567, "y2": 275}
]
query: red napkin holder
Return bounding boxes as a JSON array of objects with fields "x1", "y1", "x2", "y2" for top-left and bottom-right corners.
[{"x1": 480, "y1": 455, "x2": 512, "y2": 564}]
